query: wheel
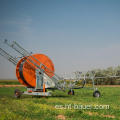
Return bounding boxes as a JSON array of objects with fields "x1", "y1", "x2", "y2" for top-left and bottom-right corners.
[
  {"x1": 93, "y1": 90, "x2": 100, "y2": 97},
  {"x1": 14, "y1": 89, "x2": 22, "y2": 98},
  {"x1": 68, "y1": 89, "x2": 74, "y2": 95}
]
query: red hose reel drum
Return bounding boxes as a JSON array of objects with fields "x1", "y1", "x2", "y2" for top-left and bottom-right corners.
[{"x1": 16, "y1": 54, "x2": 55, "y2": 88}]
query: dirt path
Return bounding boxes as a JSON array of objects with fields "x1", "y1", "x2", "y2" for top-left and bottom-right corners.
[{"x1": 0, "y1": 85, "x2": 24, "y2": 88}]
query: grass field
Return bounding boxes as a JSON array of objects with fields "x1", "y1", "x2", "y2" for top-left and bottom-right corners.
[
  {"x1": 0, "y1": 81, "x2": 120, "y2": 120},
  {"x1": 0, "y1": 80, "x2": 20, "y2": 85}
]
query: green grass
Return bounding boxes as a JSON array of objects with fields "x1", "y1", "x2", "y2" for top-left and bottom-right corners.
[
  {"x1": 0, "y1": 86, "x2": 120, "y2": 120},
  {"x1": 0, "y1": 80, "x2": 20, "y2": 85}
]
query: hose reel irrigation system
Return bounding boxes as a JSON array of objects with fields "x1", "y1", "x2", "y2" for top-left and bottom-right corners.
[{"x1": 0, "y1": 39, "x2": 101, "y2": 98}]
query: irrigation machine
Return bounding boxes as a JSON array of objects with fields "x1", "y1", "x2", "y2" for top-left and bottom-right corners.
[{"x1": 0, "y1": 39, "x2": 101, "y2": 98}]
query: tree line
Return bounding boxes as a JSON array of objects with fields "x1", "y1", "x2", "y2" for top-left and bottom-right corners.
[{"x1": 87, "y1": 66, "x2": 120, "y2": 85}]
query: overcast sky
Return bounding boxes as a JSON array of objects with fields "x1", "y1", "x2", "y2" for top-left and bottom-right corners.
[{"x1": 0, "y1": 0, "x2": 120, "y2": 79}]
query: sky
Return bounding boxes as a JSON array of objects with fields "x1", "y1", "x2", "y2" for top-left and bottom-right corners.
[{"x1": 0, "y1": 0, "x2": 120, "y2": 79}]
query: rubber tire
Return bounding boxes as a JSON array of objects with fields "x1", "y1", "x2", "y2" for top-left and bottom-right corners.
[
  {"x1": 14, "y1": 89, "x2": 22, "y2": 98},
  {"x1": 68, "y1": 89, "x2": 75, "y2": 95},
  {"x1": 93, "y1": 90, "x2": 100, "y2": 97}
]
